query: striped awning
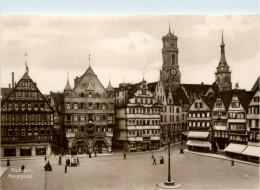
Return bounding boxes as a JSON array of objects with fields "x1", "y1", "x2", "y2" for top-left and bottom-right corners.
[
  {"x1": 186, "y1": 140, "x2": 211, "y2": 148},
  {"x1": 188, "y1": 131, "x2": 209, "y2": 139},
  {"x1": 242, "y1": 145, "x2": 260, "y2": 158},
  {"x1": 224, "y1": 143, "x2": 247, "y2": 154}
]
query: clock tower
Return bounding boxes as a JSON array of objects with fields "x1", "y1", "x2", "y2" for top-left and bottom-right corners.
[{"x1": 160, "y1": 27, "x2": 181, "y2": 91}]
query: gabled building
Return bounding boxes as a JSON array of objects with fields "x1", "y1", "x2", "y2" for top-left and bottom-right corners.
[
  {"x1": 247, "y1": 77, "x2": 260, "y2": 143},
  {"x1": 227, "y1": 90, "x2": 253, "y2": 144},
  {"x1": 212, "y1": 92, "x2": 233, "y2": 151},
  {"x1": 63, "y1": 66, "x2": 115, "y2": 154},
  {"x1": 187, "y1": 95, "x2": 215, "y2": 152},
  {"x1": 114, "y1": 79, "x2": 163, "y2": 151},
  {"x1": 1, "y1": 69, "x2": 55, "y2": 157}
]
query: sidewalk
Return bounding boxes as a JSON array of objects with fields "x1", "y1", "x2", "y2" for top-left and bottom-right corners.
[
  {"x1": 0, "y1": 167, "x2": 8, "y2": 178},
  {"x1": 0, "y1": 155, "x2": 54, "y2": 161},
  {"x1": 114, "y1": 142, "x2": 181, "y2": 154},
  {"x1": 184, "y1": 149, "x2": 259, "y2": 167}
]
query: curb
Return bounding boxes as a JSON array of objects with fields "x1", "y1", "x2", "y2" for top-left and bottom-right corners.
[
  {"x1": 1, "y1": 155, "x2": 55, "y2": 161},
  {"x1": 114, "y1": 142, "x2": 181, "y2": 154},
  {"x1": 184, "y1": 150, "x2": 259, "y2": 167}
]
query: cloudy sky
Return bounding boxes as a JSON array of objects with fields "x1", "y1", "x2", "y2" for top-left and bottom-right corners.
[{"x1": 1, "y1": 15, "x2": 259, "y2": 94}]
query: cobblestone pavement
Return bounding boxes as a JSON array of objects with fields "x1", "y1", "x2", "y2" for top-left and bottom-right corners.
[{"x1": 1, "y1": 145, "x2": 259, "y2": 190}]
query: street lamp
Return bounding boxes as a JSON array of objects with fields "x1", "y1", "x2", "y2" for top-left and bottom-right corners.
[{"x1": 157, "y1": 134, "x2": 182, "y2": 189}]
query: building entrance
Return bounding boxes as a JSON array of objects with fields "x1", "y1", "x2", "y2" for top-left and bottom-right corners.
[
  {"x1": 73, "y1": 140, "x2": 88, "y2": 154},
  {"x1": 4, "y1": 148, "x2": 16, "y2": 157},
  {"x1": 93, "y1": 140, "x2": 108, "y2": 154}
]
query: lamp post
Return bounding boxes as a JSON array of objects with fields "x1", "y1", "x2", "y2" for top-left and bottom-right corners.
[{"x1": 157, "y1": 130, "x2": 182, "y2": 189}]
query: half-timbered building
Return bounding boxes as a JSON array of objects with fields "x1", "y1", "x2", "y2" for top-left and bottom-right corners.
[{"x1": 1, "y1": 70, "x2": 55, "y2": 157}]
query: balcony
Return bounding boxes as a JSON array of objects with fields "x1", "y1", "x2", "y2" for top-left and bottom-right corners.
[{"x1": 128, "y1": 137, "x2": 143, "y2": 142}]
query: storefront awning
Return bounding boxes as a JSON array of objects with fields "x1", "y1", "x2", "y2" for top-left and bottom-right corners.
[
  {"x1": 213, "y1": 126, "x2": 227, "y2": 131},
  {"x1": 224, "y1": 143, "x2": 247, "y2": 154},
  {"x1": 242, "y1": 145, "x2": 260, "y2": 158},
  {"x1": 187, "y1": 131, "x2": 209, "y2": 139},
  {"x1": 186, "y1": 140, "x2": 211, "y2": 148}
]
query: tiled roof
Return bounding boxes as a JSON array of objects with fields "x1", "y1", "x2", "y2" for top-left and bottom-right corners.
[
  {"x1": 251, "y1": 76, "x2": 259, "y2": 92},
  {"x1": 201, "y1": 95, "x2": 216, "y2": 109},
  {"x1": 147, "y1": 82, "x2": 158, "y2": 92},
  {"x1": 219, "y1": 91, "x2": 233, "y2": 110},
  {"x1": 236, "y1": 90, "x2": 254, "y2": 109},
  {"x1": 182, "y1": 83, "x2": 212, "y2": 94}
]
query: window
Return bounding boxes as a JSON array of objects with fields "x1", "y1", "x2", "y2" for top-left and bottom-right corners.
[
  {"x1": 66, "y1": 103, "x2": 71, "y2": 110},
  {"x1": 254, "y1": 96, "x2": 260, "y2": 102},
  {"x1": 142, "y1": 90, "x2": 146, "y2": 95},
  {"x1": 41, "y1": 128, "x2": 45, "y2": 135},
  {"x1": 88, "y1": 103, "x2": 93, "y2": 109},
  {"x1": 199, "y1": 103, "x2": 203, "y2": 108},
  {"x1": 34, "y1": 128, "x2": 38, "y2": 136},
  {"x1": 74, "y1": 116, "x2": 78, "y2": 121},
  {"x1": 232, "y1": 102, "x2": 240, "y2": 108},
  {"x1": 28, "y1": 128, "x2": 32, "y2": 136},
  {"x1": 176, "y1": 107, "x2": 180, "y2": 113},
  {"x1": 8, "y1": 128, "x2": 12, "y2": 136},
  {"x1": 21, "y1": 128, "x2": 25, "y2": 136},
  {"x1": 73, "y1": 103, "x2": 78, "y2": 110},
  {"x1": 80, "y1": 116, "x2": 85, "y2": 121}
]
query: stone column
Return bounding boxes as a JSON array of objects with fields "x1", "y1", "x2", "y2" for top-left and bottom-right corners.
[
  {"x1": 1, "y1": 147, "x2": 5, "y2": 157},
  {"x1": 47, "y1": 144, "x2": 52, "y2": 156},
  {"x1": 32, "y1": 146, "x2": 36, "y2": 156},
  {"x1": 16, "y1": 147, "x2": 20, "y2": 157}
]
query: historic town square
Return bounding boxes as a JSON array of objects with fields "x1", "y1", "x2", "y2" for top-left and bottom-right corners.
[{"x1": 1, "y1": 14, "x2": 259, "y2": 190}]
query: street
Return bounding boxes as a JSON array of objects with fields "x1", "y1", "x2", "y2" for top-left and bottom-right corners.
[{"x1": 1, "y1": 145, "x2": 259, "y2": 190}]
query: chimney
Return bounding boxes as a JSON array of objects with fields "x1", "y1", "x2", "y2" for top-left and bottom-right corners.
[{"x1": 12, "y1": 72, "x2": 14, "y2": 88}]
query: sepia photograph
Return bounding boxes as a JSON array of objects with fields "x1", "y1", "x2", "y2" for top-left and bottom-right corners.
[{"x1": 0, "y1": 13, "x2": 259, "y2": 190}]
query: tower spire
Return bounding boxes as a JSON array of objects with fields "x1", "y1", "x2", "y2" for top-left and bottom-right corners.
[
  {"x1": 169, "y1": 22, "x2": 171, "y2": 33},
  {"x1": 88, "y1": 54, "x2": 91, "y2": 67},
  {"x1": 219, "y1": 31, "x2": 227, "y2": 65},
  {"x1": 24, "y1": 50, "x2": 29, "y2": 73},
  {"x1": 64, "y1": 72, "x2": 72, "y2": 91}
]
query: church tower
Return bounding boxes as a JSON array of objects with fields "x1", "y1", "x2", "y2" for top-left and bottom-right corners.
[
  {"x1": 215, "y1": 32, "x2": 232, "y2": 91},
  {"x1": 160, "y1": 26, "x2": 181, "y2": 91}
]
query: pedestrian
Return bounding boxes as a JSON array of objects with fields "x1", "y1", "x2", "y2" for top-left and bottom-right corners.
[
  {"x1": 89, "y1": 152, "x2": 92, "y2": 158},
  {"x1": 65, "y1": 165, "x2": 67, "y2": 173},
  {"x1": 21, "y1": 164, "x2": 25, "y2": 172},
  {"x1": 44, "y1": 156, "x2": 47, "y2": 162},
  {"x1": 62, "y1": 151, "x2": 64, "y2": 157},
  {"x1": 7, "y1": 159, "x2": 10, "y2": 167},
  {"x1": 123, "y1": 153, "x2": 126, "y2": 160},
  {"x1": 77, "y1": 156, "x2": 80, "y2": 165},
  {"x1": 58, "y1": 156, "x2": 62, "y2": 165},
  {"x1": 151, "y1": 153, "x2": 154, "y2": 159},
  {"x1": 95, "y1": 151, "x2": 97, "y2": 157},
  {"x1": 231, "y1": 159, "x2": 235, "y2": 166},
  {"x1": 162, "y1": 156, "x2": 164, "y2": 164},
  {"x1": 160, "y1": 157, "x2": 162, "y2": 164},
  {"x1": 152, "y1": 157, "x2": 156, "y2": 165}
]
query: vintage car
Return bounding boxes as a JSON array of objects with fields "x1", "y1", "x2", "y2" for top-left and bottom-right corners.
[{"x1": 70, "y1": 155, "x2": 78, "y2": 166}]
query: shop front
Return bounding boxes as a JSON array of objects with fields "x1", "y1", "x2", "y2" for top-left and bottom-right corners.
[
  {"x1": 36, "y1": 146, "x2": 46, "y2": 155},
  {"x1": 20, "y1": 147, "x2": 32, "y2": 156},
  {"x1": 4, "y1": 148, "x2": 16, "y2": 157}
]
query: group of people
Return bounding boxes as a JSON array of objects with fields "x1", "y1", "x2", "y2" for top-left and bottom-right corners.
[{"x1": 151, "y1": 153, "x2": 164, "y2": 165}]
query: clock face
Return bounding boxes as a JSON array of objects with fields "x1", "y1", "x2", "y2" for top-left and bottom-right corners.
[{"x1": 170, "y1": 68, "x2": 177, "y2": 76}]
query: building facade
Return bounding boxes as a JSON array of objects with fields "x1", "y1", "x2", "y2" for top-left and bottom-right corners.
[
  {"x1": 187, "y1": 95, "x2": 215, "y2": 152},
  {"x1": 114, "y1": 79, "x2": 163, "y2": 151},
  {"x1": 63, "y1": 66, "x2": 115, "y2": 154},
  {"x1": 1, "y1": 70, "x2": 55, "y2": 157}
]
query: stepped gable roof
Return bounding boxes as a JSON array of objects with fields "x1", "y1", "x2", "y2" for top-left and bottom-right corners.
[
  {"x1": 200, "y1": 95, "x2": 216, "y2": 109},
  {"x1": 50, "y1": 92, "x2": 64, "y2": 113},
  {"x1": 219, "y1": 91, "x2": 234, "y2": 110},
  {"x1": 251, "y1": 76, "x2": 259, "y2": 92},
  {"x1": 182, "y1": 83, "x2": 212, "y2": 95},
  {"x1": 147, "y1": 82, "x2": 158, "y2": 92},
  {"x1": 236, "y1": 90, "x2": 254, "y2": 109}
]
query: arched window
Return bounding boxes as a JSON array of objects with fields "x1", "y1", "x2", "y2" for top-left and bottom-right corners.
[
  {"x1": 94, "y1": 103, "x2": 100, "y2": 109},
  {"x1": 101, "y1": 103, "x2": 107, "y2": 110},
  {"x1": 172, "y1": 54, "x2": 175, "y2": 65}
]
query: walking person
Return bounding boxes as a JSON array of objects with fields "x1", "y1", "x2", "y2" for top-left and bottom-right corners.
[
  {"x1": 151, "y1": 153, "x2": 154, "y2": 159},
  {"x1": 231, "y1": 159, "x2": 235, "y2": 166},
  {"x1": 152, "y1": 157, "x2": 156, "y2": 165},
  {"x1": 65, "y1": 165, "x2": 67, "y2": 173},
  {"x1": 95, "y1": 151, "x2": 97, "y2": 157},
  {"x1": 77, "y1": 156, "x2": 80, "y2": 165},
  {"x1": 123, "y1": 153, "x2": 126, "y2": 160},
  {"x1": 21, "y1": 164, "x2": 25, "y2": 172},
  {"x1": 7, "y1": 159, "x2": 10, "y2": 167},
  {"x1": 44, "y1": 156, "x2": 47, "y2": 162}
]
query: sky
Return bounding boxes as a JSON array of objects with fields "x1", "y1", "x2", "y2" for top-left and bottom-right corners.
[{"x1": 1, "y1": 15, "x2": 259, "y2": 94}]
